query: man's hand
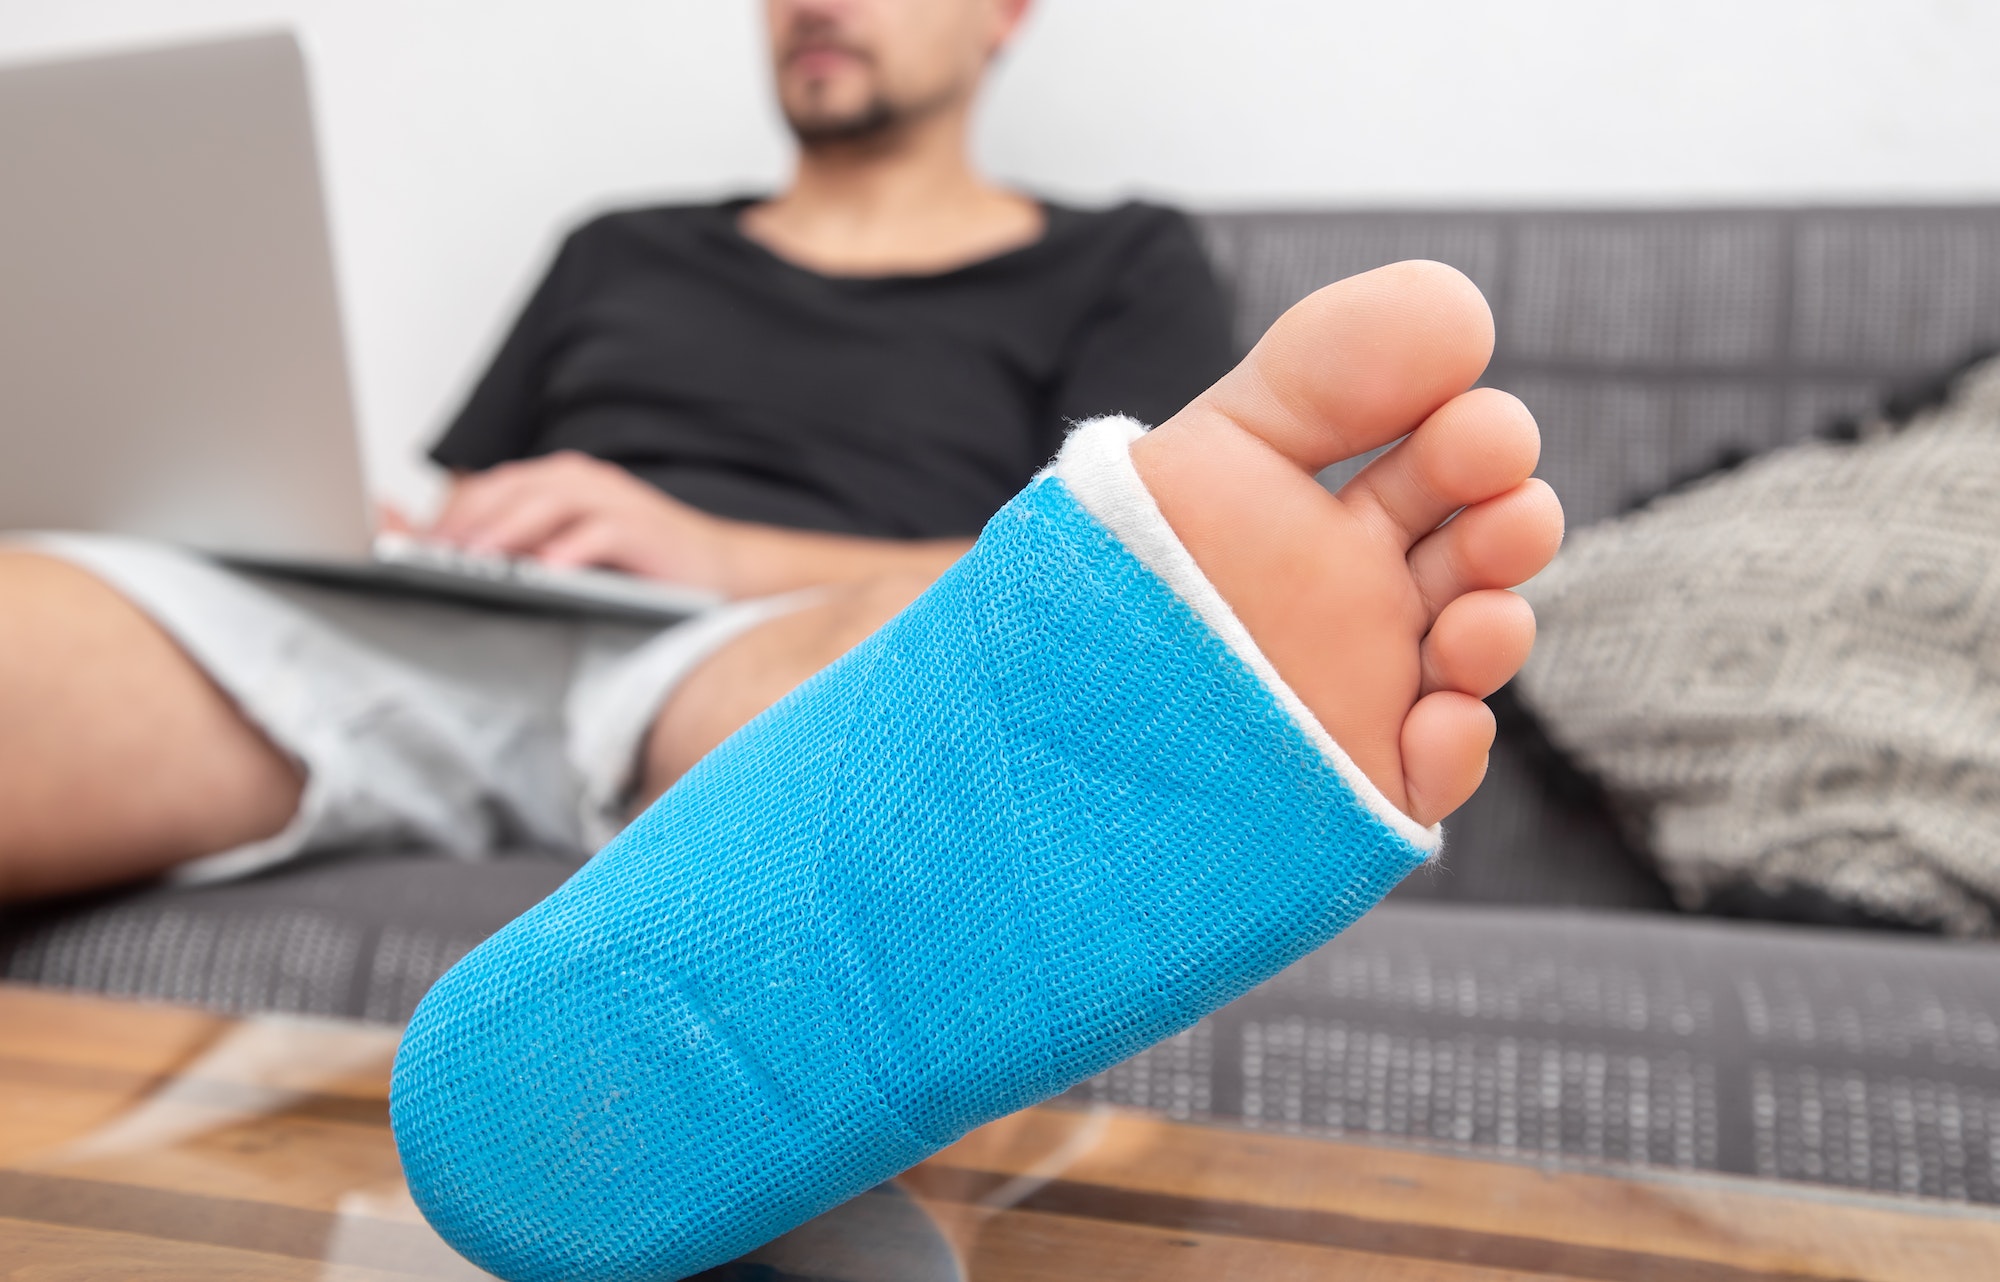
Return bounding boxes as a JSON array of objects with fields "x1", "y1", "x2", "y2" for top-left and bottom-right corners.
[
  {"x1": 426, "y1": 451, "x2": 975, "y2": 599},
  {"x1": 428, "y1": 452, "x2": 732, "y2": 590}
]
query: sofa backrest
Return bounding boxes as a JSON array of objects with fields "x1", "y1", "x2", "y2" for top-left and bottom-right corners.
[{"x1": 1197, "y1": 207, "x2": 2000, "y2": 527}]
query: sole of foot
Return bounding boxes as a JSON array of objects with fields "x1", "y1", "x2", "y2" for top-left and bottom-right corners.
[{"x1": 1133, "y1": 259, "x2": 1563, "y2": 827}]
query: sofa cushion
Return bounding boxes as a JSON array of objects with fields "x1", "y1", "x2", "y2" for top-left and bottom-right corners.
[
  {"x1": 1516, "y1": 355, "x2": 2000, "y2": 934},
  {"x1": 0, "y1": 847, "x2": 577, "y2": 1023},
  {"x1": 1073, "y1": 901, "x2": 2000, "y2": 1204}
]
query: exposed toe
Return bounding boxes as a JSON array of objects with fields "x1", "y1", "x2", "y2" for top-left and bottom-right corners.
[
  {"x1": 1341, "y1": 388, "x2": 1541, "y2": 549},
  {"x1": 1408, "y1": 479, "x2": 1564, "y2": 619},
  {"x1": 1421, "y1": 590, "x2": 1536, "y2": 698},
  {"x1": 1400, "y1": 691, "x2": 1497, "y2": 827}
]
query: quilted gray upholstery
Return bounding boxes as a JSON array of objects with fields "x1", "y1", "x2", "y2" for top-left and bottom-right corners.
[
  {"x1": 1073, "y1": 902, "x2": 2000, "y2": 1203},
  {"x1": 1197, "y1": 207, "x2": 2000, "y2": 524},
  {"x1": 1, "y1": 849, "x2": 574, "y2": 1022}
]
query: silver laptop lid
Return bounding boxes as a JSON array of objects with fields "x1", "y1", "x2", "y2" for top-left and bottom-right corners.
[{"x1": 0, "y1": 31, "x2": 371, "y2": 559}]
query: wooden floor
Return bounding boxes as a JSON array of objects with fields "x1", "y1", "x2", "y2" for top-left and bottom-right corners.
[{"x1": 3, "y1": 983, "x2": 1997, "y2": 1280}]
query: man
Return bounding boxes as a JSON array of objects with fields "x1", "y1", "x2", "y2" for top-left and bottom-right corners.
[{"x1": 0, "y1": 0, "x2": 1232, "y2": 902}]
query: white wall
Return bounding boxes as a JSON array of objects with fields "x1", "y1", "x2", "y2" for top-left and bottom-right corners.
[{"x1": 6, "y1": 1, "x2": 1999, "y2": 507}]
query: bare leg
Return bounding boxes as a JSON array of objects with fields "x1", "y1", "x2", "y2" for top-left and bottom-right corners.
[
  {"x1": 0, "y1": 551, "x2": 304, "y2": 903},
  {"x1": 634, "y1": 572, "x2": 933, "y2": 809}
]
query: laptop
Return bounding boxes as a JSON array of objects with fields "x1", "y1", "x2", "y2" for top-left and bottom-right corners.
[{"x1": 0, "y1": 30, "x2": 719, "y2": 623}]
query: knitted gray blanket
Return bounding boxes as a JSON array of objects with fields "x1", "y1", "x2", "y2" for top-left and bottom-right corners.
[{"x1": 1518, "y1": 357, "x2": 2000, "y2": 934}]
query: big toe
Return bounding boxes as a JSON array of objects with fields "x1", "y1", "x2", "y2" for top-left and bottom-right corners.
[{"x1": 1196, "y1": 259, "x2": 1497, "y2": 474}]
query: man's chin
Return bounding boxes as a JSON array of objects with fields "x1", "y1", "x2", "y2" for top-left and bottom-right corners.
[{"x1": 785, "y1": 100, "x2": 901, "y2": 149}]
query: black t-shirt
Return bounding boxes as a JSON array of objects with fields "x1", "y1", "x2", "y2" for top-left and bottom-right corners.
[{"x1": 430, "y1": 198, "x2": 1232, "y2": 539}]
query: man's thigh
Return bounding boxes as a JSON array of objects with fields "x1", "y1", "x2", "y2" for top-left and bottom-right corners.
[{"x1": 0, "y1": 548, "x2": 304, "y2": 900}]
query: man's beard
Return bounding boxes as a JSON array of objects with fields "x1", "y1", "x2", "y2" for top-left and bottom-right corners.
[
  {"x1": 782, "y1": 69, "x2": 961, "y2": 153},
  {"x1": 786, "y1": 92, "x2": 903, "y2": 149}
]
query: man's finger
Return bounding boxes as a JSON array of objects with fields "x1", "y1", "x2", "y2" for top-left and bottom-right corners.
[
  {"x1": 466, "y1": 492, "x2": 588, "y2": 557},
  {"x1": 535, "y1": 519, "x2": 624, "y2": 572},
  {"x1": 376, "y1": 500, "x2": 418, "y2": 536},
  {"x1": 431, "y1": 462, "x2": 546, "y2": 544}
]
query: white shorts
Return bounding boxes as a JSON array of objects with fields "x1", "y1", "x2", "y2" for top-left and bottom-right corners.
[{"x1": 19, "y1": 532, "x2": 812, "y2": 886}]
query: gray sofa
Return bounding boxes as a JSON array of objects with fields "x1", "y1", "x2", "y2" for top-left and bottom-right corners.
[{"x1": 7, "y1": 205, "x2": 2000, "y2": 1205}]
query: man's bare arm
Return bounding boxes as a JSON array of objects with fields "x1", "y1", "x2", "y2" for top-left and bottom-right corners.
[{"x1": 425, "y1": 451, "x2": 970, "y2": 599}]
